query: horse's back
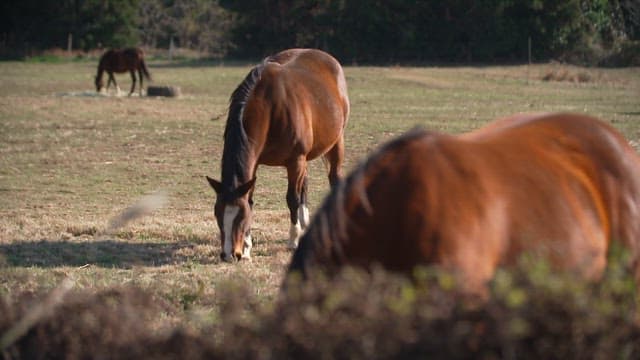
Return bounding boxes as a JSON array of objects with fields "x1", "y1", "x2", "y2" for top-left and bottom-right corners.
[
  {"x1": 436, "y1": 114, "x2": 640, "y2": 283},
  {"x1": 267, "y1": 49, "x2": 348, "y2": 103},
  {"x1": 122, "y1": 47, "x2": 143, "y2": 59},
  {"x1": 473, "y1": 114, "x2": 640, "y2": 263},
  {"x1": 466, "y1": 112, "x2": 630, "y2": 148},
  {"x1": 98, "y1": 47, "x2": 144, "y2": 73},
  {"x1": 466, "y1": 113, "x2": 640, "y2": 222},
  {"x1": 290, "y1": 112, "x2": 640, "y2": 292},
  {"x1": 99, "y1": 49, "x2": 116, "y2": 63},
  {"x1": 247, "y1": 49, "x2": 349, "y2": 163},
  {"x1": 269, "y1": 49, "x2": 342, "y2": 73}
]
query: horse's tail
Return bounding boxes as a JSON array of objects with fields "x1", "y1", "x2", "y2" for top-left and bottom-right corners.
[{"x1": 140, "y1": 57, "x2": 152, "y2": 81}]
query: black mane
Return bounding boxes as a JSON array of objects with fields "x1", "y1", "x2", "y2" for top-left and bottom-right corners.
[
  {"x1": 287, "y1": 128, "x2": 433, "y2": 278},
  {"x1": 219, "y1": 60, "x2": 269, "y2": 194}
]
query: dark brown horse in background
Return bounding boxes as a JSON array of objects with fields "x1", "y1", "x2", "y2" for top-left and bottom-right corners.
[
  {"x1": 95, "y1": 47, "x2": 151, "y2": 96},
  {"x1": 287, "y1": 113, "x2": 640, "y2": 295},
  {"x1": 206, "y1": 48, "x2": 350, "y2": 262}
]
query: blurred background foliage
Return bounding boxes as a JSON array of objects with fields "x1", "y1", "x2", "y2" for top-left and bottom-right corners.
[{"x1": 0, "y1": 0, "x2": 639, "y2": 63}]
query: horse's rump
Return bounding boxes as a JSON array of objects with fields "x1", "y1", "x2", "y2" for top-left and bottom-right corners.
[
  {"x1": 288, "y1": 113, "x2": 640, "y2": 292},
  {"x1": 245, "y1": 48, "x2": 349, "y2": 164},
  {"x1": 98, "y1": 48, "x2": 147, "y2": 75}
]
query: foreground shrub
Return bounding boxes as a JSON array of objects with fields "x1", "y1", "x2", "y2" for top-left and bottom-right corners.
[{"x1": 1, "y1": 255, "x2": 639, "y2": 359}]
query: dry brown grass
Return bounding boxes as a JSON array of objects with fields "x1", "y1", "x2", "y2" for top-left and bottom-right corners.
[
  {"x1": 541, "y1": 67, "x2": 594, "y2": 83},
  {"x1": 0, "y1": 60, "x2": 639, "y2": 336}
]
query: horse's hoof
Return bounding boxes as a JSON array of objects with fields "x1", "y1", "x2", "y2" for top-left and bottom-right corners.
[
  {"x1": 289, "y1": 223, "x2": 302, "y2": 250},
  {"x1": 287, "y1": 239, "x2": 299, "y2": 250}
]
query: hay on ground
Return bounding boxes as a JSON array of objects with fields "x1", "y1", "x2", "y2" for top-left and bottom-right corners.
[{"x1": 147, "y1": 86, "x2": 181, "y2": 98}]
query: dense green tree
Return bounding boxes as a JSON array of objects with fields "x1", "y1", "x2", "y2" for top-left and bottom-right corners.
[
  {"x1": 81, "y1": 0, "x2": 141, "y2": 49},
  {"x1": 1, "y1": 0, "x2": 637, "y2": 63},
  {"x1": 219, "y1": 0, "x2": 637, "y2": 63},
  {"x1": 0, "y1": 0, "x2": 140, "y2": 56},
  {"x1": 137, "y1": 0, "x2": 231, "y2": 56},
  {"x1": 219, "y1": 0, "x2": 308, "y2": 57},
  {"x1": 620, "y1": 0, "x2": 640, "y2": 39},
  {"x1": 0, "y1": 0, "x2": 78, "y2": 54}
]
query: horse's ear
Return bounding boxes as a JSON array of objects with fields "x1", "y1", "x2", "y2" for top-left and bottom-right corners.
[
  {"x1": 206, "y1": 176, "x2": 223, "y2": 194},
  {"x1": 235, "y1": 177, "x2": 256, "y2": 197}
]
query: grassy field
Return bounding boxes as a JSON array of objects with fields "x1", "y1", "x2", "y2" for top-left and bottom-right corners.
[{"x1": 1, "y1": 58, "x2": 639, "y2": 331}]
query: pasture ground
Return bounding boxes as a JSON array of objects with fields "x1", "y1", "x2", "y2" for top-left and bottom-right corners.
[{"x1": 1, "y1": 59, "x2": 639, "y2": 337}]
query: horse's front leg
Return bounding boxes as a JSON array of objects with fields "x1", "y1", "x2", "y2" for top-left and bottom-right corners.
[
  {"x1": 286, "y1": 157, "x2": 308, "y2": 249},
  {"x1": 242, "y1": 187, "x2": 256, "y2": 259},
  {"x1": 325, "y1": 136, "x2": 345, "y2": 187},
  {"x1": 108, "y1": 73, "x2": 119, "y2": 95},
  {"x1": 106, "y1": 73, "x2": 113, "y2": 91},
  {"x1": 241, "y1": 166, "x2": 260, "y2": 258},
  {"x1": 299, "y1": 175, "x2": 310, "y2": 228},
  {"x1": 137, "y1": 69, "x2": 144, "y2": 96},
  {"x1": 128, "y1": 70, "x2": 136, "y2": 96}
]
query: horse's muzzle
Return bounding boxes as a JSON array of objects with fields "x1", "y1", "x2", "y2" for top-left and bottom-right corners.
[{"x1": 220, "y1": 251, "x2": 243, "y2": 263}]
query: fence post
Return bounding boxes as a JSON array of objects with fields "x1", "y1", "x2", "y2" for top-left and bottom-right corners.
[
  {"x1": 169, "y1": 37, "x2": 174, "y2": 61},
  {"x1": 67, "y1": 33, "x2": 73, "y2": 55},
  {"x1": 527, "y1": 36, "x2": 532, "y2": 85}
]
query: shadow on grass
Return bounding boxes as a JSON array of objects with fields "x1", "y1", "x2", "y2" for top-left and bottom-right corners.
[{"x1": 0, "y1": 238, "x2": 218, "y2": 268}]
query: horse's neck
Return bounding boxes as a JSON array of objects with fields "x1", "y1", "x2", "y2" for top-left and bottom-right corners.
[
  {"x1": 220, "y1": 134, "x2": 256, "y2": 188},
  {"x1": 96, "y1": 66, "x2": 104, "y2": 79}
]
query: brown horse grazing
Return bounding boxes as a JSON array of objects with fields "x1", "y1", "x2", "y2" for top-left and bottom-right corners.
[
  {"x1": 206, "y1": 48, "x2": 350, "y2": 262},
  {"x1": 95, "y1": 47, "x2": 151, "y2": 96},
  {"x1": 286, "y1": 113, "x2": 640, "y2": 294}
]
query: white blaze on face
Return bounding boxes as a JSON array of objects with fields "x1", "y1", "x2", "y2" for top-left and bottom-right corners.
[{"x1": 223, "y1": 205, "x2": 240, "y2": 259}]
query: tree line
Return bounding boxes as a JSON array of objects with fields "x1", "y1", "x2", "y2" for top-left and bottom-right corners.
[{"x1": 1, "y1": 0, "x2": 638, "y2": 64}]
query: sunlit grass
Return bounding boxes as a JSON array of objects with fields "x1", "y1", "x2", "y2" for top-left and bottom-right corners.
[{"x1": 0, "y1": 60, "x2": 639, "y2": 325}]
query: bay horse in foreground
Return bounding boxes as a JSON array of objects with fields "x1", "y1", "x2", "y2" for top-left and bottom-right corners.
[
  {"x1": 95, "y1": 47, "x2": 151, "y2": 96},
  {"x1": 287, "y1": 113, "x2": 640, "y2": 294},
  {"x1": 206, "y1": 48, "x2": 350, "y2": 262}
]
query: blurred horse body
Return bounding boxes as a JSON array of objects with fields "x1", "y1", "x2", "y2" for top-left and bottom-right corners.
[
  {"x1": 95, "y1": 47, "x2": 151, "y2": 96},
  {"x1": 287, "y1": 113, "x2": 640, "y2": 294},
  {"x1": 207, "y1": 48, "x2": 349, "y2": 262}
]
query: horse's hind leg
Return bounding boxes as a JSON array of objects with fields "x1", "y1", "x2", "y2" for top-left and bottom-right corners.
[
  {"x1": 286, "y1": 157, "x2": 308, "y2": 249},
  {"x1": 299, "y1": 175, "x2": 310, "y2": 228},
  {"x1": 108, "y1": 73, "x2": 119, "y2": 95},
  {"x1": 325, "y1": 136, "x2": 345, "y2": 187},
  {"x1": 128, "y1": 70, "x2": 136, "y2": 96},
  {"x1": 138, "y1": 68, "x2": 144, "y2": 96},
  {"x1": 106, "y1": 73, "x2": 113, "y2": 92}
]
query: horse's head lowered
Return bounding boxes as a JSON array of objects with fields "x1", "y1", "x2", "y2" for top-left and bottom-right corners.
[
  {"x1": 206, "y1": 176, "x2": 256, "y2": 262},
  {"x1": 95, "y1": 75, "x2": 104, "y2": 92}
]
